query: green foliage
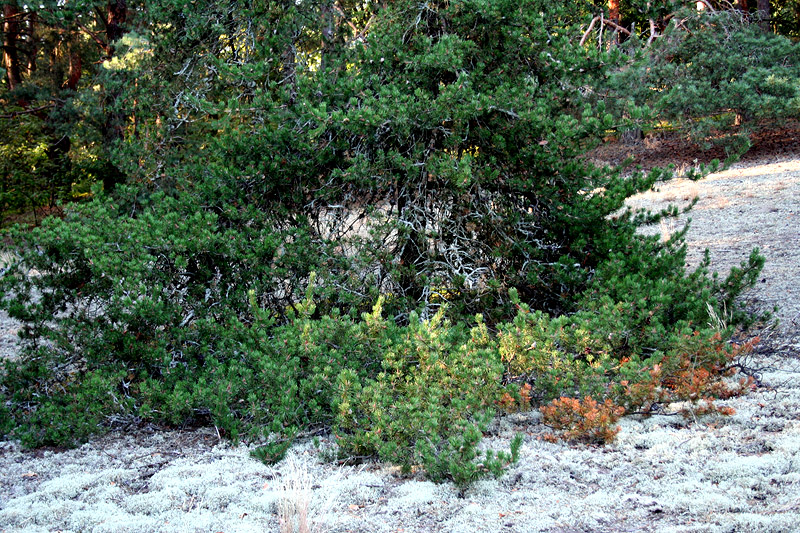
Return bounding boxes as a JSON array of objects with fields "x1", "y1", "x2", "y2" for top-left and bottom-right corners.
[
  {"x1": 251, "y1": 437, "x2": 295, "y2": 466},
  {"x1": 0, "y1": 112, "x2": 76, "y2": 225},
  {"x1": 608, "y1": 8, "x2": 800, "y2": 154},
  {"x1": 333, "y1": 308, "x2": 514, "y2": 484},
  {"x1": 773, "y1": 0, "x2": 800, "y2": 40},
  {"x1": 110, "y1": 0, "x2": 681, "y2": 320},
  {"x1": 0, "y1": 1, "x2": 127, "y2": 224},
  {"x1": 493, "y1": 228, "x2": 766, "y2": 435},
  {"x1": 1, "y1": 356, "x2": 133, "y2": 448},
  {"x1": 421, "y1": 425, "x2": 523, "y2": 488},
  {"x1": 0, "y1": 0, "x2": 772, "y2": 486},
  {"x1": 497, "y1": 298, "x2": 583, "y2": 405}
]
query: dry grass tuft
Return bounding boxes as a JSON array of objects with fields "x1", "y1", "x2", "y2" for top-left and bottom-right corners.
[
  {"x1": 278, "y1": 457, "x2": 313, "y2": 533},
  {"x1": 659, "y1": 219, "x2": 677, "y2": 242},
  {"x1": 708, "y1": 196, "x2": 731, "y2": 209}
]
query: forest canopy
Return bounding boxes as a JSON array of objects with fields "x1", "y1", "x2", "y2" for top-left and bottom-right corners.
[{"x1": 0, "y1": 0, "x2": 797, "y2": 483}]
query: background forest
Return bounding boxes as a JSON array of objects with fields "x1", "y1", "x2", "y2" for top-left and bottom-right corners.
[{"x1": 1, "y1": 0, "x2": 799, "y2": 485}]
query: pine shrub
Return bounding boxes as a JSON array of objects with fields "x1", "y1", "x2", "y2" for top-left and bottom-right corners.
[
  {"x1": 333, "y1": 307, "x2": 515, "y2": 484},
  {"x1": 541, "y1": 396, "x2": 625, "y2": 445},
  {"x1": 606, "y1": 8, "x2": 800, "y2": 155},
  {"x1": 0, "y1": 0, "x2": 770, "y2": 484}
]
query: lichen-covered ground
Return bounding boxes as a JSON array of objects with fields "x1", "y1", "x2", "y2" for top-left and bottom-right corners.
[{"x1": 1, "y1": 143, "x2": 799, "y2": 532}]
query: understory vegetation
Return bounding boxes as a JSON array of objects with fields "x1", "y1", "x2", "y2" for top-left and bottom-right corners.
[{"x1": 1, "y1": 0, "x2": 795, "y2": 485}]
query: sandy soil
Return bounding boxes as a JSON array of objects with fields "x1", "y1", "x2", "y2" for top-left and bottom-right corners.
[{"x1": 1, "y1": 148, "x2": 800, "y2": 533}]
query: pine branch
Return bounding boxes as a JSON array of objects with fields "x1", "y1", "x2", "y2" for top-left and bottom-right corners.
[{"x1": 0, "y1": 103, "x2": 54, "y2": 119}]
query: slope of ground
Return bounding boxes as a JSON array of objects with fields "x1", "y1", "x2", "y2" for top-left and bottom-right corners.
[{"x1": 1, "y1": 135, "x2": 799, "y2": 533}]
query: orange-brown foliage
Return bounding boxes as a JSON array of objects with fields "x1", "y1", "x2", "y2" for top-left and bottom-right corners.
[{"x1": 540, "y1": 396, "x2": 625, "y2": 444}]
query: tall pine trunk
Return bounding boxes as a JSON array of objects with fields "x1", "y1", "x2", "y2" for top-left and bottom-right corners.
[
  {"x1": 2, "y1": 2, "x2": 23, "y2": 91},
  {"x1": 609, "y1": 0, "x2": 620, "y2": 44},
  {"x1": 106, "y1": 0, "x2": 127, "y2": 54},
  {"x1": 609, "y1": 0, "x2": 620, "y2": 23},
  {"x1": 757, "y1": 0, "x2": 770, "y2": 30}
]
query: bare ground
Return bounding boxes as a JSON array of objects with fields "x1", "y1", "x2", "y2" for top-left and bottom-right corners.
[{"x1": 1, "y1": 138, "x2": 800, "y2": 533}]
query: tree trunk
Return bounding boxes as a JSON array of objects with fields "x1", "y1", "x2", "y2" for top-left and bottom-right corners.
[
  {"x1": 757, "y1": 0, "x2": 770, "y2": 30},
  {"x1": 25, "y1": 10, "x2": 36, "y2": 75},
  {"x1": 282, "y1": 40, "x2": 297, "y2": 104},
  {"x1": 65, "y1": 49, "x2": 82, "y2": 91},
  {"x1": 395, "y1": 191, "x2": 425, "y2": 308},
  {"x1": 608, "y1": 0, "x2": 620, "y2": 44},
  {"x1": 44, "y1": 133, "x2": 72, "y2": 208},
  {"x1": 45, "y1": 37, "x2": 81, "y2": 206},
  {"x1": 609, "y1": 0, "x2": 620, "y2": 23},
  {"x1": 106, "y1": 0, "x2": 127, "y2": 57},
  {"x1": 319, "y1": 2, "x2": 335, "y2": 73},
  {"x1": 2, "y1": 2, "x2": 23, "y2": 91}
]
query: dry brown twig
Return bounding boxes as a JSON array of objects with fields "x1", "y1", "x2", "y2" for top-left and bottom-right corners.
[
  {"x1": 580, "y1": 16, "x2": 599, "y2": 47},
  {"x1": 578, "y1": 14, "x2": 633, "y2": 48}
]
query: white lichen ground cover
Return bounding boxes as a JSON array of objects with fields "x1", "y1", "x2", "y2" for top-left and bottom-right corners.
[{"x1": 1, "y1": 155, "x2": 799, "y2": 533}]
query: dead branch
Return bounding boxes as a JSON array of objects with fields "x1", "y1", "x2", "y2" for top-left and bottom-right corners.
[
  {"x1": 603, "y1": 18, "x2": 632, "y2": 36},
  {"x1": 0, "y1": 10, "x2": 28, "y2": 24},
  {"x1": 581, "y1": 15, "x2": 632, "y2": 48},
  {"x1": 333, "y1": 3, "x2": 375, "y2": 45},
  {"x1": 332, "y1": 3, "x2": 360, "y2": 37},
  {"x1": 647, "y1": 19, "x2": 658, "y2": 46},
  {"x1": 75, "y1": 21, "x2": 109, "y2": 55},
  {"x1": 580, "y1": 16, "x2": 599, "y2": 47},
  {"x1": 696, "y1": 0, "x2": 717, "y2": 12},
  {"x1": 599, "y1": 11, "x2": 604, "y2": 48}
]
